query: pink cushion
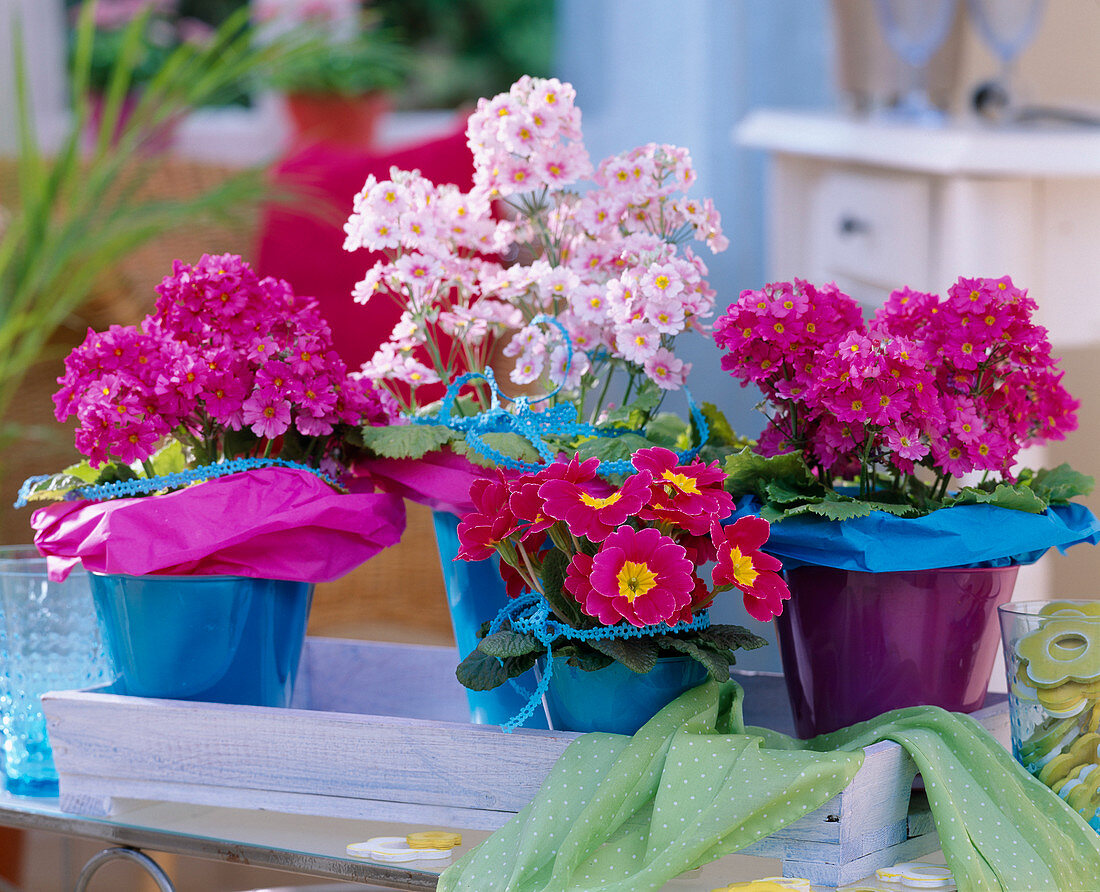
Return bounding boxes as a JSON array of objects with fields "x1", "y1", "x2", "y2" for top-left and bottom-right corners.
[{"x1": 255, "y1": 122, "x2": 475, "y2": 372}]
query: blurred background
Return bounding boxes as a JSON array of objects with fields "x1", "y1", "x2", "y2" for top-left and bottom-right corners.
[{"x1": 3, "y1": 0, "x2": 1100, "y2": 886}]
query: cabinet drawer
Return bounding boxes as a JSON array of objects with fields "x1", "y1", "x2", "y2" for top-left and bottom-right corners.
[{"x1": 809, "y1": 168, "x2": 932, "y2": 300}]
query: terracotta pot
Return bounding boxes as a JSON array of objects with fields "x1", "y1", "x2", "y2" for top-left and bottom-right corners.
[
  {"x1": 284, "y1": 91, "x2": 389, "y2": 149},
  {"x1": 775, "y1": 563, "x2": 1019, "y2": 737}
]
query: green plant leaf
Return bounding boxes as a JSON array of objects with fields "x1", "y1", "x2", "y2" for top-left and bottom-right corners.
[
  {"x1": 455, "y1": 645, "x2": 538, "y2": 691},
  {"x1": 358, "y1": 423, "x2": 456, "y2": 459},
  {"x1": 541, "y1": 548, "x2": 583, "y2": 627},
  {"x1": 657, "y1": 636, "x2": 732, "y2": 682},
  {"x1": 723, "y1": 447, "x2": 817, "y2": 501},
  {"x1": 554, "y1": 644, "x2": 613, "y2": 672},
  {"x1": 862, "y1": 500, "x2": 922, "y2": 518},
  {"x1": 695, "y1": 624, "x2": 769, "y2": 652},
  {"x1": 455, "y1": 432, "x2": 542, "y2": 469},
  {"x1": 764, "y1": 478, "x2": 823, "y2": 506},
  {"x1": 948, "y1": 483, "x2": 1048, "y2": 514},
  {"x1": 1029, "y1": 464, "x2": 1095, "y2": 504},
  {"x1": 455, "y1": 649, "x2": 508, "y2": 691},
  {"x1": 576, "y1": 432, "x2": 654, "y2": 464},
  {"x1": 790, "y1": 498, "x2": 874, "y2": 521},
  {"x1": 696, "y1": 402, "x2": 744, "y2": 448},
  {"x1": 477, "y1": 630, "x2": 542, "y2": 659},
  {"x1": 645, "y1": 412, "x2": 688, "y2": 448},
  {"x1": 588, "y1": 636, "x2": 659, "y2": 674}
]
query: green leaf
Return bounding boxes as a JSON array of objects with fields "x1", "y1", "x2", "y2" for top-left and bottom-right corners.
[
  {"x1": 723, "y1": 447, "x2": 817, "y2": 501},
  {"x1": 657, "y1": 637, "x2": 732, "y2": 682},
  {"x1": 764, "y1": 478, "x2": 823, "y2": 506},
  {"x1": 604, "y1": 381, "x2": 662, "y2": 429},
  {"x1": 358, "y1": 424, "x2": 456, "y2": 459},
  {"x1": 147, "y1": 440, "x2": 187, "y2": 476},
  {"x1": 696, "y1": 402, "x2": 744, "y2": 448},
  {"x1": 457, "y1": 433, "x2": 542, "y2": 469},
  {"x1": 554, "y1": 644, "x2": 613, "y2": 672},
  {"x1": 541, "y1": 548, "x2": 583, "y2": 627},
  {"x1": 588, "y1": 636, "x2": 659, "y2": 674},
  {"x1": 477, "y1": 631, "x2": 542, "y2": 659},
  {"x1": 791, "y1": 498, "x2": 874, "y2": 521},
  {"x1": 576, "y1": 433, "x2": 654, "y2": 464},
  {"x1": 863, "y1": 500, "x2": 922, "y2": 518},
  {"x1": 695, "y1": 624, "x2": 769, "y2": 653},
  {"x1": 1030, "y1": 464, "x2": 1095, "y2": 504},
  {"x1": 948, "y1": 483, "x2": 1048, "y2": 514},
  {"x1": 455, "y1": 645, "x2": 538, "y2": 691},
  {"x1": 645, "y1": 412, "x2": 688, "y2": 448}
]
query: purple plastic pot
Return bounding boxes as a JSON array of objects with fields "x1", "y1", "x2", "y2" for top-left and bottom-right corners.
[{"x1": 775, "y1": 564, "x2": 1019, "y2": 738}]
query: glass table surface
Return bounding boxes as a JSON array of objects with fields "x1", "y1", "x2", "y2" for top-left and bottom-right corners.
[{"x1": 0, "y1": 788, "x2": 799, "y2": 890}]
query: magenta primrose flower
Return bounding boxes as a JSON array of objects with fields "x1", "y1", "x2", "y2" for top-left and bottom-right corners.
[
  {"x1": 539, "y1": 469, "x2": 654, "y2": 542},
  {"x1": 583, "y1": 526, "x2": 695, "y2": 627},
  {"x1": 712, "y1": 517, "x2": 790, "y2": 622},
  {"x1": 54, "y1": 254, "x2": 399, "y2": 472},
  {"x1": 714, "y1": 274, "x2": 1078, "y2": 494}
]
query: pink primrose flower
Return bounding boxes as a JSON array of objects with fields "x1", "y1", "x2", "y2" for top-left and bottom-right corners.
[
  {"x1": 711, "y1": 517, "x2": 789, "y2": 622},
  {"x1": 633, "y1": 447, "x2": 733, "y2": 535},
  {"x1": 539, "y1": 470, "x2": 654, "y2": 543},
  {"x1": 456, "y1": 473, "x2": 520, "y2": 562},
  {"x1": 585, "y1": 526, "x2": 695, "y2": 627},
  {"x1": 643, "y1": 348, "x2": 689, "y2": 391},
  {"x1": 242, "y1": 386, "x2": 292, "y2": 440}
]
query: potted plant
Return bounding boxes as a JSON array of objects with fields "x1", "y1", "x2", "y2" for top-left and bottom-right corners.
[
  {"x1": 261, "y1": 6, "x2": 409, "y2": 149},
  {"x1": 19, "y1": 253, "x2": 406, "y2": 707},
  {"x1": 713, "y1": 276, "x2": 1099, "y2": 736},
  {"x1": 452, "y1": 447, "x2": 789, "y2": 733},
  {"x1": 341, "y1": 75, "x2": 736, "y2": 724}
]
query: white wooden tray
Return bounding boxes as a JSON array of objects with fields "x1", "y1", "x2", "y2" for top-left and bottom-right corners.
[{"x1": 42, "y1": 637, "x2": 1009, "y2": 886}]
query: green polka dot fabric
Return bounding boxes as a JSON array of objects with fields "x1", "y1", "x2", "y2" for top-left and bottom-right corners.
[{"x1": 437, "y1": 683, "x2": 1100, "y2": 892}]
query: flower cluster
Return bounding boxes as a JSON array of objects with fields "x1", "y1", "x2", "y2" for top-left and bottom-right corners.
[
  {"x1": 54, "y1": 253, "x2": 398, "y2": 473},
  {"x1": 343, "y1": 75, "x2": 727, "y2": 420},
  {"x1": 714, "y1": 276, "x2": 1078, "y2": 496},
  {"x1": 456, "y1": 447, "x2": 790, "y2": 626}
]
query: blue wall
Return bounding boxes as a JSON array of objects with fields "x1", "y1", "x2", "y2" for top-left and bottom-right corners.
[{"x1": 556, "y1": 0, "x2": 835, "y2": 672}]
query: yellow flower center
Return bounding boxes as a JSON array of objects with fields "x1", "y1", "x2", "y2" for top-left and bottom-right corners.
[
  {"x1": 617, "y1": 560, "x2": 658, "y2": 603},
  {"x1": 727, "y1": 546, "x2": 758, "y2": 588},
  {"x1": 661, "y1": 469, "x2": 700, "y2": 495},
  {"x1": 580, "y1": 491, "x2": 622, "y2": 510},
  {"x1": 654, "y1": 274, "x2": 670, "y2": 290}
]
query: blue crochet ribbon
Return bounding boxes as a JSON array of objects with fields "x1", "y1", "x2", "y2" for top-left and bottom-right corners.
[
  {"x1": 414, "y1": 316, "x2": 709, "y2": 477},
  {"x1": 487, "y1": 593, "x2": 711, "y2": 732},
  {"x1": 14, "y1": 456, "x2": 341, "y2": 508}
]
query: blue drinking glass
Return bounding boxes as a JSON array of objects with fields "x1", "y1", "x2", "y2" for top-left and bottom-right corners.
[{"x1": 0, "y1": 547, "x2": 109, "y2": 796}]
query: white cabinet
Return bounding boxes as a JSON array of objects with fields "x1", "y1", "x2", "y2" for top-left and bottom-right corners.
[{"x1": 736, "y1": 109, "x2": 1100, "y2": 605}]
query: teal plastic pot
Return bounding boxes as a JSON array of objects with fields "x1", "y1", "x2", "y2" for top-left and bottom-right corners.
[
  {"x1": 431, "y1": 511, "x2": 547, "y2": 728},
  {"x1": 88, "y1": 573, "x2": 313, "y2": 707},
  {"x1": 537, "y1": 654, "x2": 708, "y2": 734}
]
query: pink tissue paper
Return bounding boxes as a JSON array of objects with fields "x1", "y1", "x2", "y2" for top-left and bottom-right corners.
[{"x1": 31, "y1": 467, "x2": 406, "y2": 583}]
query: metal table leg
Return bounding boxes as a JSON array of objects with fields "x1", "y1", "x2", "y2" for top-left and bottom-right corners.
[{"x1": 73, "y1": 846, "x2": 174, "y2": 892}]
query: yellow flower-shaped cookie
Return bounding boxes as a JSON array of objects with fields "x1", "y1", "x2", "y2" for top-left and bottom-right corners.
[{"x1": 1017, "y1": 618, "x2": 1100, "y2": 687}]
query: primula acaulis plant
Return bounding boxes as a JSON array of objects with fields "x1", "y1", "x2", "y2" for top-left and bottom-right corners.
[
  {"x1": 714, "y1": 275, "x2": 1091, "y2": 521},
  {"x1": 24, "y1": 253, "x2": 398, "y2": 501},
  {"x1": 452, "y1": 447, "x2": 789, "y2": 696},
  {"x1": 344, "y1": 75, "x2": 731, "y2": 468}
]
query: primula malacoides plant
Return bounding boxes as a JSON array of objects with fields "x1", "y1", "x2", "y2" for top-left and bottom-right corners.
[
  {"x1": 343, "y1": 75, "x2": 727, "y2": 425},
  {"x1": 53, "y1": 253, "x2": 398, "y2": 477},
  {"x1": 452, "y1": 447, "x2": 790, "y2": 689},
  {"x1": 714, "y1": 275, "x2": 1081, "y2": 516}
]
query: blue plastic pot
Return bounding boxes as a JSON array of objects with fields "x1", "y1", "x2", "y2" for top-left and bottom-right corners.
[
  {"x1": 431, "y1": 510, "x2": 547, "y2": 728},
  {"x1": 88, "y1": 573, "x2": 313, "y2": 707},
  {"x1": 537, "y1": 654, "x2": 709, "y2": 734}
]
